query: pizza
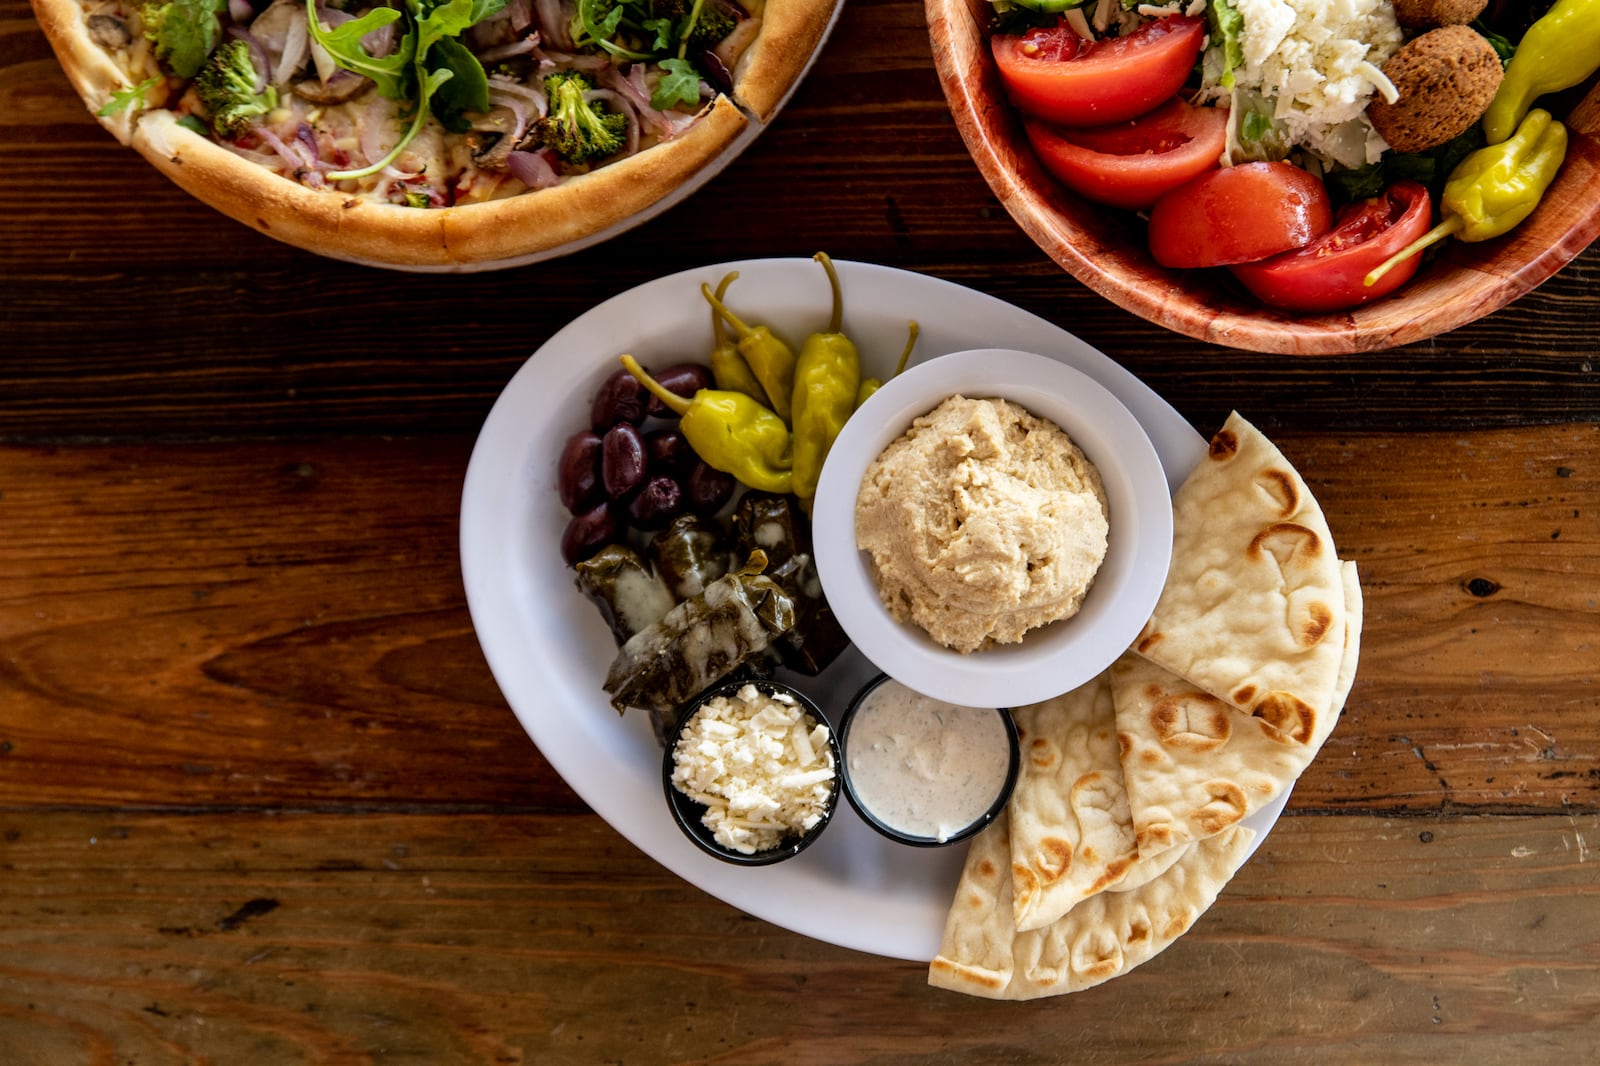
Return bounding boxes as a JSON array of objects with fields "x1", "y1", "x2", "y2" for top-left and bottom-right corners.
[{"x1": 32, "y1": 0, "x2": 840, "y2": 270}]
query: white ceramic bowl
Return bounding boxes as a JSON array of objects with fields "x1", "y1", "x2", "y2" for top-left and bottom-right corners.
[{"x1": 811, "y1": 347, "x2": 1173, "y2": 709}]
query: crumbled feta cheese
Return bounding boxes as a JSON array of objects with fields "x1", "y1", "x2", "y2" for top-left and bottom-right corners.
[
  {"x1": 671, "y1": 684, "x2": 836, "y2": 855},
  {"x1": 1204, "y1": 0, "x2": 1403, "y2": 166}
]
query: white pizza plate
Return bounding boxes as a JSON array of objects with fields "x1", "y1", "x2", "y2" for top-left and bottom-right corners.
[{"x1": 459, "y1": 259, "x2": 1289, "y2": 962}]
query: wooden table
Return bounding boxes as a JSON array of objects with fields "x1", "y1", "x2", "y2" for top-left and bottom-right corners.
[{"x1": 4, "y1": 1, "x2": 1599, "y2": 1060}]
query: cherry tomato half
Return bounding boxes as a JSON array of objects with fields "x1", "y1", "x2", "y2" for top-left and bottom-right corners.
[
  {"x1": 1023, "y1": 96, "x2": 1229, "y2": 210},
  {"x1": 993, "y1": 16, "x2": 1207, "y2": 127},
  {"x1": 1147, "y1": 161, "x2": 1334, "y2": 269},
  {"x1": 1229, "y1": 181, "x2": 1435, "y2": 313}
]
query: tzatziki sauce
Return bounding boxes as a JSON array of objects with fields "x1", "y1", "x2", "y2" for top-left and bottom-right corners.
[{"x1": 843, "y1": 678, "x2": 1014, "y2": 843}]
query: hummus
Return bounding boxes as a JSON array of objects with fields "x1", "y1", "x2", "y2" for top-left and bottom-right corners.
[{"x1": 853, "y1": 396, "x2": 1109, "y2": 653}]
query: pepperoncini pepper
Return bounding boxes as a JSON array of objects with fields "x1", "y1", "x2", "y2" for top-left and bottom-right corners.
[
  {"x1": 1482, "y1": 0, "x2": 1600, "y2": 145},
  {"x1": 1366, "y1": 109, "x2": 1568, "y2": 287},
  {"x1": 790, "y1": 253, "x2": 862, "y2": 501},
  {"x1": 619, "y1": 355, "x2": 794, "y2": 495},
  {"x1": 701, "y1": 282, "x2": 798, "y2": 422},
  {"x1": 856, "y1": 321, "x2": 919, "y2": 407},
  {"x1": 705, "y1": 271, "x2": 768, "y2": 404}
]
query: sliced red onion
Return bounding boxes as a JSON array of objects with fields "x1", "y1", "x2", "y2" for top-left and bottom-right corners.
[
  {"x1": 507, "y1": 0, "x2": 534, "y2": 33},
  {"x1": 605, "y1": 65, "x2": 666, "y2": 134},
  {"x1": 247, "y1": 0, "x2": 295, "y2": 59},
  {"x1": 228, "y1": 0, "x2": 253, "y2": 22},
  {"x1": 255, "y1": 124, "x2": 315, "y2": 173},
  {"x1": 505, "y1": 149, "x2": 561, "y2": 189},
  {"x1": 477, "y1": 36, "x2": 541, "y2": 64},
  {"x1": 534, "y1": 46, "x2": 611, "y2": 73},
  {"x1": 532, "y1": 0, "x2": 573, "y2": 50},
  {"x1": 356, "y1": 93, "x2": 396, "y2": 170},
  {"x1": 274, "y1": 7, "x2": 309, "y2": 88}
]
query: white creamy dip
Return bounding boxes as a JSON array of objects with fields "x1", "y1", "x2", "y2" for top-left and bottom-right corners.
[{"x1": 843, "y1": 679, "x2": 1014, "y2": 843}]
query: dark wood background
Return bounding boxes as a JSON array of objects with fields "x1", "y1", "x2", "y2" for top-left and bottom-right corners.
[{"x1": 3, "y1": 0, "x2": 1599, "y2": 1061}]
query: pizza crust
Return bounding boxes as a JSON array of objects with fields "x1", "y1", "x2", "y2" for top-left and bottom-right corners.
[
  {"x1": 128, "y1": 98, "x2": 750, "y2": 271},
  {"x1": 33, "y1": 0, "x2": 143, "y2": 144},
  {"x1": 31, "y1": 0, "x2": 839, "y2": 270},
  {"x1": 733, "y1": 0, "x2": 844, "y2": 123}
]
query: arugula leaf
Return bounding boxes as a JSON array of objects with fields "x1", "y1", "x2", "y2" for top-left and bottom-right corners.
[
  {"x1": 428, "y1": 36, "x2": 492, "y2": 132},
  {"x1": 643, "y1": 16, "x2": 675, "y2": 52},
  {"x1": 98, "y1": 74, "x2": 164, "y2": 117},
  {"x1": 652, "y1": 57, "x2": 701, "y2": 112},
  {"x1": 144, "y1": 0, "x2": 229, "y2": 79},
  {"x1": 305, "y1": 6, "x2": 414, "y2": 100}
]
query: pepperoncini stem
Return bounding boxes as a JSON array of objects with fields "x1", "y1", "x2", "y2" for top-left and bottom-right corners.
[
  {"x1": 892, "y1": 320, "x2": 918, "y2": 378},
  {"x1": 856, "y1": 321, "x2": 920, "y2": 406},
  {"x1": 710, "y1": 271, "x2": 737, "y2": 349},
  {"x1": 619, "y1": 354, "x2": 691, "y2": 417},
  {"x1": 814, "y1": 251, "x2": 844, "y2": 334},
  {"x1": 702, "y1": 282, "x2": 756, "y2": 340},
  {"x1": 1364, "y1": 216, "x2": 1463, "y2": 288}
]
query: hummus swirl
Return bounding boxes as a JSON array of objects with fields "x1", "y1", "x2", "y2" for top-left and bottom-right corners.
[{"x1": 854, "y1": 396, "x2": 1109, "y2": 654}]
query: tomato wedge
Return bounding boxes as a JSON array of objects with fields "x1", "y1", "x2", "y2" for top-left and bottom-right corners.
[
  {"x1": 1147, "y1": 161, "x2": 1334, "y2": 269},
  {"x1": 993, "y1": 16, "x2": 1207, "y2": 127},
  {"x1": 1229, "y1": 181, "x2": 1435, "y2": 312},
  {"x1": 1023, "y1": 97, "x2": 1228, "y2": 210}
]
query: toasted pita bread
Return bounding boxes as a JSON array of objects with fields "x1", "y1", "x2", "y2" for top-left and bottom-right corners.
[
  {"x1": 1008, "y1": 672, "x2": 1199, "y2": 931},
  {"x1": 1134, "y1": 411, "x2": 1346, "y2": 745},
  {"x1": 32, "y1": 0, "x2": 838, "y2": 270},
  {"x1": 1114, "y1": 561, "x2": 1364, "y2": 858},
  {"x1": 930, "y1": 814, "x2": 1254, "y2": 999}
]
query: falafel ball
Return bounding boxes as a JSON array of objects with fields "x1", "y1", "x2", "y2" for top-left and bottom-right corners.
[
  {"x1": 1368, "y1": 25, "x2": 1504, "y2": 154},
  {"x1": 1392, "y1": 0, "x2": 1489, "y2": 29}
]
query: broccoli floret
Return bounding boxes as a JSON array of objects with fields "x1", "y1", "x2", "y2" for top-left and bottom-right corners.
[
  {"x1": 533, "y1": 72, "x2": 627, "y2": 164},
  {"x1": 684, "y1": 2, "x2": 737, "y2": 47},
  {"x1": 651, "y1": 0, "x2": 739, "y2": 47},
  {"x1": 195, "y1": 38, "x2": 279, "y2": 138},
  {"x1": 140, "y1": 0, "x2": 228, "y2": 80}
]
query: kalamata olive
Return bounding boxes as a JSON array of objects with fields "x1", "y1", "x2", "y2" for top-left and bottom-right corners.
[
  {"x1": 626, "y1": 475, "x2": 685, "y2": 530},
  {"x1": 601, "y1": 423, "x2": 648, "y2": 499},
  {"x1": 557, "y1": 430, "x2": 604, "y2": 513},
  {"x1": 645, "y1": 428, "x2": 696, "y2": 475},
  {"x1": 561, "y1": 502, "x2": 622, "y2": 566},
  {"x1": 590, "y1": 366, "x2": 651, "y2": 430},
  {"x1": 684, "y1": 461, "x2": 736, "y2": 516},
  {"x1": 645, "y1": 362, "x2": 714, "y2": 417}
]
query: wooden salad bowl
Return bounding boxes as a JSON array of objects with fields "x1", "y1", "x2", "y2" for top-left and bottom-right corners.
[{"x1": 925, "y1": 0, "x2": 1600, "y2": 355}]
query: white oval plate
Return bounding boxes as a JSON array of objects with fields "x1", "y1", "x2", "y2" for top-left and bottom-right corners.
[
  {"x1": 812, "y1": 347, "x2": 1173, "y2": 709},
  {"x1": 459, "y1": 259, "x2": 1287, "y2": 962}
]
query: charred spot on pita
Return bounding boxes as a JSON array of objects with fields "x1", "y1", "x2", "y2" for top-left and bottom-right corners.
[
  {"x1": 1248, "y1": 522, "x2": 1324, "y2": 571},
  {"x1": 1254, "y1": 692, "x2": 1315, "y2": 744},
  {"x1": 1208, "y1": 428, "x2": 1240, "y2": 460},
  {"x1": 1299, "y1": 600, "x2": 1334, "y2": 645},
  {"x1": 1196, "y1": 780, "x2": 1247, "y2": 834},
  {"x1": 1257, "y1": 468, "x2": 1301, "y2": 516},
  {"x1": 1151, "y1": 694, "x2": 1232, "y2": 751}
]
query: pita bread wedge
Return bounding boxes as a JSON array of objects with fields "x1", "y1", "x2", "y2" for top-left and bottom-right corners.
[
  {"x1": 1114, "y1": 560, "x2": 1364, "y2": 858},
  {"x1": 930, "y1": 814, "x2": 1254, "y2": 999},
  {"x1": 1134, "y1": 412, "x2": 1345, "y2": 745},
  {"x1": 1008, "y1": 673, "x2": 1197, "y2": 931}
]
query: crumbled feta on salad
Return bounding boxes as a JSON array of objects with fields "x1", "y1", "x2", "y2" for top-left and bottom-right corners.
[{"x1": 1200, "y1": 0, "x2": 1404, "y2": 168}]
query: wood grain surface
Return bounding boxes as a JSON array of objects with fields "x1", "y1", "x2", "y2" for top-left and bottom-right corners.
[{"x1": 4, "y1": 0, "x2": 1600, "y2": 1060}]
